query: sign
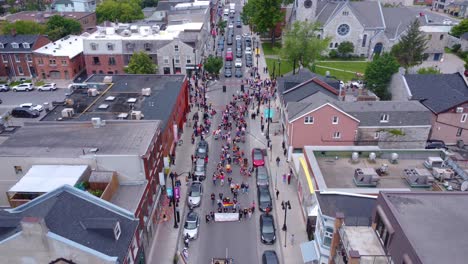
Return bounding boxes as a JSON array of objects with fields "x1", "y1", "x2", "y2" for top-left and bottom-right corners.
[
  {"x1": 214, "y1": 213, "x2": 239, "y2": 222},
  {"x1": 175, "y1": 186, "x2": 180, "y2": 199},
  {"x1": 263, "y1": 108, "x2": 275, "y2": 118},
  {"x1": 167, "y1": 187, "x2": 173, "y2": 197}
]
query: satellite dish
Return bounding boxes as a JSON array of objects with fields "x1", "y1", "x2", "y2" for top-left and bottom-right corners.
[
  {"x1": 461, "y1": 181, "x2": 468, "y2": 191},
  {"x1": 304, "y1": 0, "x2": 312, "y2": 8}
]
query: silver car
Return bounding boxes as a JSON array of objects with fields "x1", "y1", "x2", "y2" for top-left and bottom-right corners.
[
  {"x1": 256, "y1": 166, "x2": 269, "y2": 186},
  {"x1": 188, "y1": 182, "x2": 203, "y2": 208},
  {"x1": 193, "y1": 158, "x2": 206, "y2": 181}
]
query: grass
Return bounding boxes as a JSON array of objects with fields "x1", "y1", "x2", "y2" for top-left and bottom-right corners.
[
  {"x1": 261, "y1": 42, "x2": 282, "y2": 56},
  {"x1": 312, "y1": 67, "x2": 357, "y2": 82},
  {"x1": 315, "y1": 61, "x2": 369, "y2": 74},
  {"x1": 265, "y1": 58, "x2": 294, "y2": 76}
]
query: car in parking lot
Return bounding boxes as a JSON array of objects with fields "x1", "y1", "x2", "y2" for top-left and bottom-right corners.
[
  {"x1": 235, "y1": 68, "x2": 243, "y2": 78},
  {"x1": 218, "y1": 45, "x2": 224, "y2": 53},
  {"x1": 183, "y1": 211, "x2": 200, "y2": 240},
  {"x1": 226, "y1": 50, "x2": 233, "y2": 61},
  {"x1": 235, "y1": 35, "x2": 242, "y2": 41},
  {"x1": 262, "y1": 251, "x2": 279, "y2": 264},
  {"x1": 11, "y1": 107, "x2": 40, "y2": 118},
  {"x1": 257, "y1": 185, "x2": 272, "y2": 212},
  {"x1": 252, "y1": 148, "x2": 265, "y2": 167},
  {"x1": 193, "y1": 158, "x2": 206, "y2": 181},
  {"x1": 0, "y1": 84, "x2": 9, "y2": 92},
  {"x1": 260, "y1": 214, "x2": 276, "y2": 244},
  {"x1": 37, "y1": 83, "x2": 57, "y2": 91},
  {"x1": 196, "y1": 140, "x2": 209, "y2": 158},
  {"x1": 425, "y1": 139, "x2": 447, "y2": 150},
  {"x1": 227, "y1": 36, "x2": 233, "y2": 45},
  {"x1": 228, "y1": 23, "x2": 234, "y2": 28},
  {"x1": 12, "y1": 83, "x2": 34, "y2": 92},
  {"x1": 236, "y1": 41, "x2": 242, "y2": 51},
  {"x1": 188, "y1": 181, "x2": 203, "y2": 208},
  {"x1": 246, "y1": 57, "x2": 253, "y2": 67},
  {"x1": 256, "y1": 166, "x2": 269, "y2": 186},
  {"x1": 218, "y1": 38, "x2": 225, "y2": 46},
  {"x1": 235, "y1": 58, "x2": 242, "y2": 68},
  {"x1": 225, "y1": 61, "x2": 232, "y2": 69},
  {"x1": 245, "y1": 47, "x2": 252, "y2": 55},
  {"x1": 20, "y1": 103, "x2": 44, "y2": 112},
  {"x1": 236, "y1": 49, "x2": 242, "y2": 58},
  {"x1": 224, "y1": 68, "x2": 232, "y2": 78}
]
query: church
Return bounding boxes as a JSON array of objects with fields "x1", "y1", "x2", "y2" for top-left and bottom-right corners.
[{"x1": 291, "y1": 0, "x2": 452, "y2": 60}]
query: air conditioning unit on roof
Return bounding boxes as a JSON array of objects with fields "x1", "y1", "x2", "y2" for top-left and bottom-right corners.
[
  {"x1": 457, "y1": 107, "x2": 464, "y2": 113},
  {"x1": 142, "y1": 88, "x2": 151, "y2": 96},
  {"x1": 61, "y1": 108, "x2": 74, "y2": 118}
]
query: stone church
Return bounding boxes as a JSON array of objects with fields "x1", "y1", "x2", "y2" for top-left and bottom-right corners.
[{"x1": 291, "y1": 0, "x2": 451, "y2": 59}]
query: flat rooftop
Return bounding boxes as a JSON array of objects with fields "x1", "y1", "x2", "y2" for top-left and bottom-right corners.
[
  {"x1": 341, "y1": 226, "x2": 388, "y2": 263},
  {"x1": 110, "y1": 182, "x2": 147, "y2": 213},
  {"x1": 304, "y1": 146, "x2": 448, "y2": 194},
  {"x1": 34, "y1": 35, "x2": 85, "y2": 58},
  {"x1": 382, "y1": 192, "x2": 468, "y2": 264}
]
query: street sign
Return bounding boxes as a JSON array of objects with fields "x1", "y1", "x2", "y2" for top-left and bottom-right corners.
[
  {"x1": 167, "y1": 187, "x2": 173, "y2": 197},
  {"x1": 263, "y1": 108, "x2": 275, "y2": 118}
]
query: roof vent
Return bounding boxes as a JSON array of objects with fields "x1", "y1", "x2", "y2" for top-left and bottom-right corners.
[
  {"x1": 131, "y1": 110, "x2": 144, "y2": 120},
  {"x1": 103, "y1": 76, "x2": 113, "y2": 83},
  {"x1": 127, "y1": 98, "x2": 137, "y2": 103},
  {"x1": 142, "y1": 88, "x2": 151, "y2": 96},
  {"x1": 88, "y1": 88, "x2": 98, "y2": 97},
  {"x1": 105, "y1": 96, "x2": 115, "y2": 101},
  {"x1": 61, "y1": 108, "x2": 74, "y2": 118},
  {"x1": 91, "y1": 117, "x2": 106, "y2": 128},
  {"x1": 98, "y1": 104, "x2": 109, "y2": 109}
]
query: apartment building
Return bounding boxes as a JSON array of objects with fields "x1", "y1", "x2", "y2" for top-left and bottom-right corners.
[{"x1": 6, "y1": 11, "x2": 97, "y2": 33}]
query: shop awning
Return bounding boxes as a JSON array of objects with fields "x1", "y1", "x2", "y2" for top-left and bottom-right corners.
[{"x1": 300, "y1": 240, "x2": 319, "y2": 264}]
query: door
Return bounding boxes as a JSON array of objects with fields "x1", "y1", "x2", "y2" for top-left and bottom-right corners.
[
  {"x1": 434, "y1": 53, "x2": 441, "y2": 61},
  {"x1": 373, "y1": 43, "x2": 383, "y2": 55},
  {"x1": 49, "y1": 70, "x2": 61, "y2": 79},
  {"x1": 64, "y1": 70, "x2": 70, "y2": 79}
]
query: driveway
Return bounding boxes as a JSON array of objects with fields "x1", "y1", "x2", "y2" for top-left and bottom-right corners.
[{"x1": 410, "y1": 53, "x2": 465, "y2": 74}]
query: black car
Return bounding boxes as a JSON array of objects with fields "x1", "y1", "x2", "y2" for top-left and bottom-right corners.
[
  {"x1": 196, "y1": 140, "x2": 209, "y2": 158},
  {"x1": 256, "y1": 166, "x2": 269, "y2": 186},
  {"x1": 426, "y1": 140, "x2": 447, "y2": 150},
  {"x1": 236, "y1": 49, "x2": 242, "y2": 58},
  {"x1": 225, "y1": 61, "x2": 232, "y2": 69},
  {"x1": 260, "y1": 214, "x2": 276, "y2": 244},
  {"x1": 257, "y1": 185, "x2": 272, "y2": 212},
  {"x1": 236, "y1": 40, "x2": 242, "y2": 51},
  {"x1": 11, "y1": 107, "x2": 40, "y2": 118},
  {"x1": 262, "y1": 251, "x2": 279, "y2": 264},
  {"x1": 235, "y1": 68, "x2": 243, "y2": 78},
  {"x1": 246, "y1": 56, "x2": 253, "y2": 67},
  {"x1": 224, "y1": 68, "x2": 233, "y2": 78},
  {"x1": 245, "y1": 36, "x2": 252, "y2": 47}
]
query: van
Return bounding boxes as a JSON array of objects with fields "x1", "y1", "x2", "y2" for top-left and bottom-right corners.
[
  {"x1": 11, "y1": 107, "x2": 40, "y2": 118},
  {"x1": 223, "y1": 8, "x2": 229, "y2": 16},
  {"x1": 229, "y1": 3, "x2": 235, "y2": 11}
]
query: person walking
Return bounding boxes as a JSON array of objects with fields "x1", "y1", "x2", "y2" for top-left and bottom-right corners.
[
  {"x1": 276, "y1": 156, "x2": 280, "y2": 167},
  {"x1": 239, "y1": 210, "x2": 243, "y2": 222},
  {"x1": 217, "y1": 199, "x2": 222, "y2": 209},
  {"x1": 287, "y1": 173, "x2": 292, "y2": 185},
  {"x1": 275, "y1": 188, "x2": 279, "y2": 200},
  {"x1": 212, "y1": 174, "x2": 217, "y2": 185},
  {"x1": 184, "y1": 235, "x2": 190, "y2": 248},
  {"x1": 211, "y1": 193, "x2": 215, "y2": 206},
  {"x1": 283, "y1": 173, "x2": 287, "y2": 183},
  {"x1": 290, "y1": 234, "x2": 295, "y2": 246},
  {"x1": 251, "y1": 201, "x2": 256, "y2": 213},
  {"x1": 245, "y1": 183, "x2": 249, "y2": 193},
  {"x1": 206, "y1": 214, "x2": 211, "y2": 223}
]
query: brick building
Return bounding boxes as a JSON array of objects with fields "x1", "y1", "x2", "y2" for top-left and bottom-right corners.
[
  {"x1": 6, "y1": 11, "x2": 97, "y2": 33},
  {"x1": 33, "y1": 35, "x2": 86, "y2": 80},
  {"x1": 0, "y1": 35, "x2": 50, "y2": 80}
]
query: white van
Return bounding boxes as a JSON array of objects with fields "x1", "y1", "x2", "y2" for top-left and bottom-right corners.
[
  {"x1": 229, "y1": 3, "x2": 235, "y2": 11},
  {"x1": 223, "y1": 8, "x2": 229, "y2": 16}
]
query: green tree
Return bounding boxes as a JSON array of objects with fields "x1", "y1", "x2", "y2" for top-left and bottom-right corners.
[
  {"x1": 218, "y1": 20, "x2": 227, "y2": 35},
  {"x1": 45, "y1": 15, "x2": 82, "y2": 41},
  {"x1": 391, "y1": 19, "x2": 427, "y2": 70},
  {"x1": 125, "y1": 51, "x2": 157, "y2": 74},
  {"x1": 451, "y1": 19, "x2": 468, "y2": 38},
  {"x1": 2, "y1": 20, "x2": 46, "y2": 35},
  {"x1": 364, "y1": 53, "x2": 400, "y2": 100},
  {"x1": 337, "y1": 41, "x2": 354, "y2": 57},
  {"x1": 96, "y1": 0, "x2": 144, "y2": 23},
  {"x1": 280, "y1": 21, "x2": 329, "y2": 74},
  {"x1": 417, "y1": 67, "x2": 441, "y2": 74},
  {"x1": 203, "y1": 56, "x2": 223, "y2": 76},
  {"x1": 242, "y1": 0, "x2": 283, "y2": 44}
]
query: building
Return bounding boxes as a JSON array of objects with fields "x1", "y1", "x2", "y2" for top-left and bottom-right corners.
[
  {"x1": 33, "y1": 35, "x2": 87, "y2": 80},
  {"x1": 0, "y1": 185, "x2": 139, "y2": 264},
  {"x1": 445, "y1": 1, "x2": 468, "y2": 18},
  {"x1": 5, "y1": 11, "x2": 97, "y2": 33},
  {"x1": 52, "y1": 0, "x2": 97, "y2": 12},
  {"x1": 0, "y1": 120, "x2": 165, "y2": 261},
  {"x1": 292, "y1": 1, "x2": 452, "y2": 59},
  {"x1": 390, "y1": 72, "x2": 468, "y2": 144},
  {"x1": 0, "y1": 35, "x2": 50, "y2": 80},
  {"x1": 327, "y1": 191, "x2": 468, "y2": 264}
]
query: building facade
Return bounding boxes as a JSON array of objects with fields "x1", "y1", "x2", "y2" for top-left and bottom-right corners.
[{"x1": 53, "y1": 0, "x2": 97, "y2": 12}]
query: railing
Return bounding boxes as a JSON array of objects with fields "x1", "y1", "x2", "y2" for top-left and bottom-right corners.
[
  {"x1": 359, "y1": 255, "x2": 392, "y2": 264},
  {"x1": 338, "y1": 227, "x2": 392, "y2": 264}
]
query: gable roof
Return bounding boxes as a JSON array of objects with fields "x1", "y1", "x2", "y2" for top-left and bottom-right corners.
[
  {"x1": 277, "y1": 68, "x2": 317, "y2": 94},
  {"x1": 316, "y1": 1, "x2": 384, "y2": 29},
  {"x1": 1, "y1": 185, "x2": 138, "y2": 262},
  {"x1": 404, "y1": 73, "x2": 468, "y2": 114},
  {"x1": 0, "y1": 35, "x2": 41, "y2": 52},
  {"x1": 282, "y1": 77, "x2": 339, "y2": 103}
]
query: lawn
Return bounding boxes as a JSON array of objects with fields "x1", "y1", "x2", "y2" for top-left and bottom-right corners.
[
  {"x1": 315, "y1": 61, "x2": 368, "y2": 74},
  {"x1": 312, "y1": 67, "x2": 357, "y2": 82},
  {"x1": 261, "y1": 42, "x2": 282, "y2": 56},
  {"x1": 265, "y1": 58, "x2": 294, "y2": 76}
]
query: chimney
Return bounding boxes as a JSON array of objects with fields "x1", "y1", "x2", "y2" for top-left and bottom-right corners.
[
  {"x1": 20, "y1": 217, "x2": 49, "y2": 237},
  {"x1": 11, "y1": 28, "x2": 16, "y2": 37}
]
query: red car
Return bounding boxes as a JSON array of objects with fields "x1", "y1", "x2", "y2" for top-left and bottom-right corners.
[
  {"x1": 252, "y1": 148, "x2": 265, "y2": 167},
  {"x1": 226, "y1": 51, "x2": 233, "y2": 61}
]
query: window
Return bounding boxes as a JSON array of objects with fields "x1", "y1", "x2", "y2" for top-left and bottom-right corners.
[
  {"x1": 93, "y1": 57, "x2": 100, "y2": 65},
  {"x1": 334, "y1": 42, "x2": 338, "y2": 48},
  {"x1": 323, "y1": 227, "x2": 333, "y2": 247},
  {"x1": 174, "y1": 45, "x2": 179, "y2": 52},
  {"x1": 457, "y1": 128, "x2": 463, "y2": 137},
  {"x1": 440, "y1": 34, "x2": 444, "y2": 40},
  {"x1": 26, "y1": 54, "x2": 32, "y2": 62},
  {"x1": 362, "y1": 34, "x2": 367, "y2": 47},
  {"x1": 144, "y1": 43, "x2": 152, "y2": 51},
  {"x1": 333, "y1": 132, "x2": 341, "y2": 139},
  {"x1": 329, "y1": 42, "x2": 333, "y2": 48},
  {"x1": 304, "y1": 116, "x2": 314, "y2": 124},
  {"x1": 186, "y1": 56, "x2": 192, "y2": 64},
  {"x1": 375, "y1": 212, "x2": 393, "y2": 248},
  {"x1": 108, "y1": 57, "x2": 116, "y2": 65},
  {"x1": 374, "y1": 131, "x2": 380, "y2": 139},
  {"x1": 17, "y1": 66, "x2": 23, "y2": 75},
  {"x1": 11, "y1": 43, "x2": 19, "y2": 49},
  {"x1": 337, "y1": 24, "x2": 350, "y2": 36},
  {"x1": 61, "y1": 60, "x2": 67, "y2": 66},
  {"x1": 14, "y1": 166, "x2": 22, "y2": 174},
  {"x1": 2, "y1": 55, "x2": 7, "y2": 63},
  {"x1": 126, "y1": 43, "x2": 135, "y2": 51},
  {"x1": 14, "y1": 55, "x2": 20, "y2": 62},
  {"x1": 175, "y1": 55, "x2": 180, "y2": 64},
  {"x1": 22, "y1": 43, "x2": 29, "y2": 49},
  {"x1": 332, "y1": 116, "x2": 339, "y2": 124},
  {"x1": 462, "y1": 114, "x2": 468, "y2": 123},
  {"x1": 163, "y1": 56, "x2": 169, "y2": 64},
  {"x1": 107, "y1": 43, "x2": 114, "y2": 51},
  {"x1": 90, "y1": 43, "x2": 98, "y2": 50},
  {"x1": 380, "y1": 114, "x2": 389, "y2": 123},
  {"x1": 342, "y1": 11, "x2": 349, "y2": 15},
  {"x1": 49, "y1": 59, "x2": 56, "y2": 65},
  {"x1": 114, "y1": 222, "x2": 121, "y2": 240}
]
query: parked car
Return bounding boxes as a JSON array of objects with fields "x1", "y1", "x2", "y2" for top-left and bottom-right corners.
[
  {"x1": 245, "y1": 36, "x2": 252, "y2": 47},
  {"x1": 257, "y1": 185, "x2": 272, "y2": 212},
  {"x1": 262, "y1": 251, "x2": 279, "y2": 264},
  {"x1": 245, "y1": 47, "x2": 252, "y2": 55},
  {"x1": 228, "y1": 23, "x2": 234, "y2": 29},
  {"x1": 256, "y1": 166, "x2": 269, "y2": 186},
  {"x1": 246, "y1": 57, "x2": 253, "y2": 67},
  {"x1": 260, "y1": 214, "x2": 276, "y2": 244},
  {"x1": 0, "y1": 84, "x2": 9, "y2": 92},
  {"x1": 252, "y1": 148, "x2": 265, "y2": 167},
  {"x1": 426, "y1": 140, "x2": 447, "y2": 150},
  {"x1": 235, "y1": 58, "x2": 242, "y2": 68},
  {"x1": 218, "y1": 38, "x2": 225, "y2": 46},
  {"x1": 227, "y1": 36, "x2": 233, "y2": 45},
  {"x1": 236, "y1": 40, "x2": 242, "y2": 51},
  {"x1": 188, "y1": 182, "x2": 203, "y2": 208},
  {"x1": 226, "y1": 51, "x2": 233, "y2": 61},
  {"x1": 196, "y1": 140, "x2": 209, "y2": 158},
  {"x1": 236, "y1": 49, "x2": 242, "y2": 58},
  {"x1": 12, "y1": 83, "x2": 34, "y2": 92},
  {"x1": 236, "y1": 18, "x2": 242, "y2": 28},
  {"x1": 224, "y1": 68, "x2": 233, "y2": 78},
  {"x1": 11, "y1": 107, "x2": 40, "y2": 118},
  {"x1": 193, "y1": 158, "x2": 206, "y2": 181},
  {"x1": 225, "y1": 61, "x2": 232, "y2": 69},
  {"x1": 235, "y1": 35, "x2": 242, "y2": 41},
  {"x1": 37, "y1": 83, "x2": 57, "y2": 91},
  {"x1": 235, "y1": 68, "x2": 243, "y2": 78},
  {"x1": 20, "y1": 103, "x2": 44, "y2": 112},
  {"x1": 183, "y1": 211, "x2": 200, "y2": 240}
]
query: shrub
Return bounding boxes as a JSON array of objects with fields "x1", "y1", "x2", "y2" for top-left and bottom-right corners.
[
  {"x1": 452, "y1": 44, "x2": 461, "y2": 53},
  {"x1": 329, "y1": 50, "x2": 338, "y2": 58}
]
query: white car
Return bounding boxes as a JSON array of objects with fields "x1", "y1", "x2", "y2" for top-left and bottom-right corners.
[
  {"x1": 188, "y1": 182, "x2": 203, "y2": 208},
  {"x1": 228, "y1": 23, "x2": 234, "y2": 29},
  {"x1": 0, "y1": 84, "x2": 9, "y2": 92},
  {"x1": 235, "y1": 35, "x2": 242, "y2": 41},
  {"x1": 235, "y1": 58, "x2": 242, "y2": 68},
  {"x1": 183, "y1": 211, "x2": 200, "y2": 240},
  {"x1": 20, "y1": 103, "x2": 44, "y2": 112},
  {"x1": 245, "y1": 47, "x2": 252, "y2": 55},
  {"x1": 12, "y1": 83, "x2": 34, "y2": 92},
  {"x1": 37, "y1": 83, "x2": 57, "y2": 91}
]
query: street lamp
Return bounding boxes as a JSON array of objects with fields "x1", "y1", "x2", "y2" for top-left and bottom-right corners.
[
  {"x1": 281, "y1": 200, "x2": 291, "y2": 248},
  {"x1": 277, "y1": 58, "x2": 281, "y2": 78},
  {"x1": 169, "y1": 172, "x2": 179, "y2": 228},
  {"x1": 256, "y1": 42, "x2": 259, "y2": 73}
]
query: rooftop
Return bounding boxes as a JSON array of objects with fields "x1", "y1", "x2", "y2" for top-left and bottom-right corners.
[
  {"x1": 110, "y1": 182, "x2": 147, "y2": 213},
  {"x1": 316, "y1": 192, "x2": 376, "y2": 225},
  {"x1": 5, "y1": 11, "x2": 95, "y2": 24},
  {"x1": 0, "y1": 120, "x2": 160, "y2": 158},
  {"x1": 381, "y1": 192, "x2": 468, "y2": 264},
  {"x1": 41, "y1": 74, "x2": 185, "y2": 128},
  {"x1": 304, "y1": 146, "x2": 449, "y2": 195},
  {"x1": 33, "y1": 35, "x2": 86, "y2": 58},
  {"x1": 340, "y1": 226, "x2": 388, "y2": 262},
  {"x1": 0, "y1": 35, "x2": 41, "y2": 52}
]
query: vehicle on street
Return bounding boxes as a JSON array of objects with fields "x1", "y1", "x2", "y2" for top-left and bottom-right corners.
[
  {"x1": 12, "y1": 83, "x2": 34, "y2": 92},
  {"x1": 226, "y1": 50, "x2": 233, "y2": 61},
  {"x1": 235, "y1": 35, "x2": 242, "y2": 41},
  {"x1": 183, "y1": 211, "x2": 200, "y2": 240},
  {"x1": 252, "y1": 148, "x2": 265, "y2": 167},
  {"x1": 235, "y1": 58, "x2": 242, "y2": 68},
  {"x1": 246, "y1": 56, "x2": 253, "y2": 67},
  {"x1": 235, "y1": 68, "x2": 243, "y2": 78},
  {"x1": 236, "y1": 40, "x2": 242, "y2": 51},
  {"x1": 245, "y1": 36, "x2": 252, "y2": 47},
  {"x1": 218, "y1": 45, "x2": 224, "y2": 53},
  {"x1": 425, "y1": 139, "x2": 447, "y2": 150},
  {"x1": 236, "y1": 18, "x2": 242, "y2": 28},
  {"x1": 218, "y1": 38, "x2": 225, "y2": 46},
  {"x1": 225, "y1": 61, "x2": 232, "y2": 69},
  {"x1": 236, "y1": 49, "x2": 242, "y2": 58},
  {"x1": 0, "y1": 84, "x2": 9, "y2": 92},
  {"x1": 262, "y1": 251, "x2": 279, "y2": 264},
  {"x1": 37, "y1": 83, "x2": 57, "y2": 91},
  {"x1": 224, "y1": 68, "x2": 232, "y2": 78},
  {"x1": 11, "y1": 107, "x2": 40, "y2": 118},
  {"x1": 245, "y1": 47, "x2": 252, "y2": 55},
  {"x1": 193, "y1": 158, "x2": 206, "y2": 181},
  {"x1": 260, "y1": 214, "x2": 276, "y2": 244},
  {"x1": 20, "y1": 103, "x2": 44, "y2": 112},
  {"x1": 196, "y1": 140, "x2": 209, "y2": 158},
  {"x1": 227, "y1": 36, "x2": 233, "y2": 45},
  {"x1": 228, "y1": 23, "x2": 234, "y2": 29},
  {"x1": 188, "y1": 182, "x2": 203, "y2": 208},
  {"x1": 257, "y1": 185, "x2": 272, "y2": 212},
  {"x1": 256, "y1": 166, "x2": 269, "y2": 186}
]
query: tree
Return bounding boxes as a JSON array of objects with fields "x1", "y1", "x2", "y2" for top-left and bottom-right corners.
[
  {"x1": 242, "y1": 0, "x2": 283, "y2": 44},
  {"x1": 141, "y1": 0, "x2": 158, "y2": 8},
  {"x1": 337, "y1": 41, "x2": 354, "y2": 57},
  {"x1": 280, "y1": 21, "x2": 329, "y2": 74},
  {"x1": 96, "y1": 0, "x2": 144, "y2": 23},
  {"x1": 125, "y1": 51, "x2": 157, "y2": 74},
  {"x1": 451, "y1": 19, "x2": 468, "y2": 38},
  {"x1": 364, "y1": 53, "x2": 400, "y2": 100},
  {"x1": 218, "y1": 20, "x2": 227, "y2": 35},
  {"x1": 417, "y1": 67, "x2": 441, "y2": 74},
  {"x1": 2, "y1": 20, "x2": 45, "y2": 35},
  {"x1": 45, "y1": 15, "x2": 82, "y2": 41},
  {"x1": 390, "y1": 19, "x2": 427, "y2": 70},
  {"x1": 203, "y1": 56, "x2": 223, "y2": 76}
]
